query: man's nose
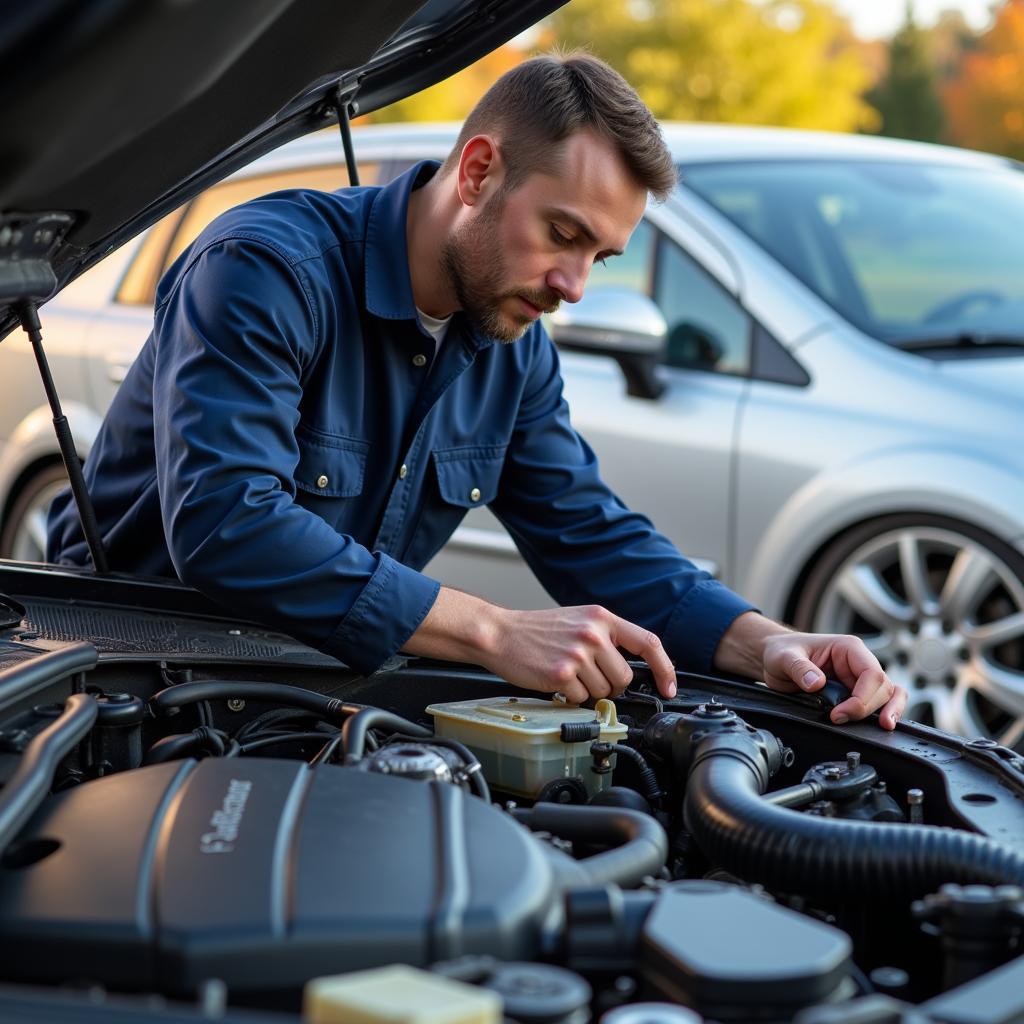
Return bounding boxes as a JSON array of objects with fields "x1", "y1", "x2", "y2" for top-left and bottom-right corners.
[{"x1": 545, "y1": 263, "x2": 586, "y2": 305}]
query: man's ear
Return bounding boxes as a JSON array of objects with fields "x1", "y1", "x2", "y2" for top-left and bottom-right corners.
[{"x1": 456, "y1": 135, "x2": 503, "y2": 208}]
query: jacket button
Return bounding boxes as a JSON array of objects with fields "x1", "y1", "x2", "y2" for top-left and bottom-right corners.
[
  {"x1": 469, "y1": 487, "x2": 481, "y2": 502},
  {"x1": 316, "y1": 475, "x2": 329, "y2": 489},
  {"x1": 399, "y1": 463, "x2": 408, "y2": 480},
  {"x1": 412, "y1": 353, "x2": 428, "y2": 368}
]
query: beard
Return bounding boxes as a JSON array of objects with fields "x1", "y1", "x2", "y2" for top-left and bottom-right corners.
[{"x1": 440, "y1": 189, "x2": 561, "y2": 344}]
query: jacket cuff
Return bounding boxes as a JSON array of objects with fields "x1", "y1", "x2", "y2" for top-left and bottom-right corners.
[
  {"x1": 324, "y1": 553, "x2": 441, "y2": 675},
  {"x1": 663, "y1": 579, "x2": 758, "y2": 674}
]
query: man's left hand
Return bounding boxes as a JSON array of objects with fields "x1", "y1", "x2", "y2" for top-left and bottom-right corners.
[
  {"x1": 761, "y1": 630, "x2": 907, "y2": 729},
  {"x1": 713, "y1": 611, "x2": 907, "y2": 730}
]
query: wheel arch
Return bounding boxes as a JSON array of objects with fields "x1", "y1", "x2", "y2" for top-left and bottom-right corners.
[
  {"x1": 0, "y1": 401, "x2": 101, "y2": 526},
  {"x1": 739, "y1": 448, "x2": 1024, "y2": 623},
  {"x1": 780, "y1": 509, "x2": 1024, "y2": 626}
]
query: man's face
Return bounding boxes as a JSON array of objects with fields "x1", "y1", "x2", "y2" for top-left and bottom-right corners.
[{"x1": 441, "y1": 130, "x2": 648, "y2": 343}]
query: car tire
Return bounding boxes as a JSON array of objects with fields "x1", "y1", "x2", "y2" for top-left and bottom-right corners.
[
  {"x1": 0, "y1": 463, "x2": 69, "y2": 562},
  {"x1": 793, "y1": 512, "x2": 1024, "y2": 749}
]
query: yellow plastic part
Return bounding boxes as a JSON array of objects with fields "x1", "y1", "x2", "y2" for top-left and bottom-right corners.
[
  {"x1": 304, "y1": 964, "x2": 502, "y2": 1024},
  {"x1": 426, "y1": 695, "x2": 628, "y2": 798}
]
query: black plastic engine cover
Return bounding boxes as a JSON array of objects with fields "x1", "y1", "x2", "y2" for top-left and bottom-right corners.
[{"x1": 0, "y1": 758, "x2": 555, "y2": 993}]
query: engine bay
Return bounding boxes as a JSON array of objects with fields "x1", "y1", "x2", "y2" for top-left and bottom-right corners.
[{"x1": 1, "y1": 586, "x2": 1024, "y2": 1023}]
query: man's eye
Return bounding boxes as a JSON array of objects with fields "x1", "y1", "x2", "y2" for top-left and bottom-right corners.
[{"x1": 550, "y1": 225, "x2": 572, "y2": 246}]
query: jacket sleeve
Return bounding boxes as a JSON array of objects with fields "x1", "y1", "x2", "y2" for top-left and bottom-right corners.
[
  {"x1": 152, "y1": 236, "x2": 439, "y2": 673},
  {"x1": 489, "y1": 330, "x2": 756, "y2": 673}
]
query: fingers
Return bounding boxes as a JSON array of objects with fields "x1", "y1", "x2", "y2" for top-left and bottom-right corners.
[
  {"x1": 827, "y1": 637, "x2": 907, "y2": 729},
  {"x1": 762, "y1": 640, "x2": 826, "y2": 694},
  {"x1": 877, "y1": 685, "x2": 908, "y2": 730},
  {"x1": 762, "y1": 632, "x2": 908, "y2": 730},
  {"x1": 545, "y1": 610, "x2": 673, "y2": 702},
  {"x1": 594, "y1": 645, "x2": 634, "y2": 697},
  {"x1": 612, "y1": 615, "x2": 677, "y2": 698}
]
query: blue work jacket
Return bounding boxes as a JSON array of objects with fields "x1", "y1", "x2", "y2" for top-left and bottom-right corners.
[{"x1": 49, "y1": 161, "x2": 754, "y2": 674}]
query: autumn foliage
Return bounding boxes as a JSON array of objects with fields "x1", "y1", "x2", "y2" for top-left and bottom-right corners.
[
  {"x1": 944, "y1": 0, "x2": 1024, "y2": 160},
  {"x1": 364, "y1": 1, "x2": 1024, "y2": 161}
]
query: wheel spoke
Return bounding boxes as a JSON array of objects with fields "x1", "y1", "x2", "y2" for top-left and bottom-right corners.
[
  {"x1": 967, "y1": 659, "x2": 1024, "y2": 718},
  {"x1": 25, "y1": 508, "x2": 49, "y2": 558},
  {"x1": 910, "y1": 684, "x2": 957, "y2": 733},
  {"x1": 836, "y1": 564, "x2": 914, "y2": 632},
  {"x1": 963, "y1": 611, "x2": 1024, "y2": 652},
  {"x1": 939, "y1": 547, "x2": 997, "y2": 624},
  {"x1": 945, "y1": 680, "x2": 994, "y2": 740},
  {"x1": 862, "y1": 632, "x2": 898, "y2": 663},
  {"x1": 997, "y1": 716, "x2": 1024, "y2": 750},
  {"x1": 898, "y1": 534, "x2": 939, "y2": 617}
]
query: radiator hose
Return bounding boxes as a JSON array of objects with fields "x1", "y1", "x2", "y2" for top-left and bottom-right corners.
[
  {"x1": 683, "y1": 728, "x2": 1024, "y2": 901},
  {"x1": 511, "y1": 802, "x2": 667, "y2": 888}
]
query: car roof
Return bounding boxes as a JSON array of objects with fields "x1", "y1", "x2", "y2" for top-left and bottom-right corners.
[
  {"x1": 659, "y1": 122, "x2": 1020, "y2": 170},
  {"x1": 319, "y1": 120, "x2": 1019, "y2": 174}
]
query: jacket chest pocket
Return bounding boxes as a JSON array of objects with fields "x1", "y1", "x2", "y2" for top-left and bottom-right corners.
[
  {"x1": 432, "y1": 444, "x2": 507, "y2": 508},
  {"x1": 294, "y1": 426, "x2": 369, "y2": 498}
]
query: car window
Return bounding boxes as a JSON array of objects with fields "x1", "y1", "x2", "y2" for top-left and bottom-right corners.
[
  {"x1": 585, "y1": 217, "x2": 655, "y2": 294},
  {"x1": 684, "y1": 160, "x2": 1024, "y2": 346},
  {"x1": 654, "y1": 235, "x2": 751, "y2": 374},
  {"x1": 116, "y1": 162, "x2": 378, "y2": 306}
]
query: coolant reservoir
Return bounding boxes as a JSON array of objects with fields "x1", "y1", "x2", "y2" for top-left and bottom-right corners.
[{"x1": 426, "y1": 695, "x2": 627, "y2": 799}]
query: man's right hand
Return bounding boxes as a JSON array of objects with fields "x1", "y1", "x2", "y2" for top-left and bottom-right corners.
[{"x1": 403, "y1": 586, "x2": 677, "y2": 701}]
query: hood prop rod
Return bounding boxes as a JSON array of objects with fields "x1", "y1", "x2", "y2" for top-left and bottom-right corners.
[
  {"x1": 334, "y1": 87, "x2": 360, "y2": 187},
  {"x1": 16, "y1": 302, "x2": 109, "y2": 573}
]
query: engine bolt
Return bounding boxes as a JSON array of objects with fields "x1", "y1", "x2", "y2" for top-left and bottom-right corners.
[
  {"x1": 846, "y1": 751, "x2": 861, "y2": 771},
  {"x1": 227, "y1": 698, "x2": 246, "y2": 712},
  {"x1": 907, "y1": 788, "x2": 924, "y2": 824},
  {"x1": 823, "y1": 767, "x2": 843, "y2": 781}
]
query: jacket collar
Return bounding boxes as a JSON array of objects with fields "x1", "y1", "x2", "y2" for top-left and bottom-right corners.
[
  {"x1": 363, "y1": 159, "x2": 494, "y2": 352},
  {"x1": 364, "y1": 159, "x2": 438, "y2": 322}
]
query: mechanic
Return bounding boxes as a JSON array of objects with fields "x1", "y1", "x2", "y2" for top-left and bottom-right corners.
[{"x1": 49, "y1": 53, "x2": 906, "y2": 729}]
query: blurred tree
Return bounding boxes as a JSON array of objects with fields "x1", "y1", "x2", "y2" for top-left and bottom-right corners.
[
  {"x1": 867, "y1": 3, "x2": 944, "y2": 142},
  {"x1": 944, "y1": 0, "x2": 1024, "y2": 159},
  {"x1": 927, "y1": 9, "x2": 977, "y2": 83},
  {"x1": 546, "y1": 0, "x2": 878, "y2": 131},
  {"x1": 362, "y1": 43, "x2": 528, "y2": 123}
]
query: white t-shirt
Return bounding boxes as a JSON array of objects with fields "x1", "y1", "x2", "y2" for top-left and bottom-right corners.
[{"x1": 416, "y1": 307, "x2": 452, "y2": 363}]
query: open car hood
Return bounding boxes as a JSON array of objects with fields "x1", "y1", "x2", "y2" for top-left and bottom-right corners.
[{"x1": 0, "y1": 0, "x2": 563, "y2": 340}]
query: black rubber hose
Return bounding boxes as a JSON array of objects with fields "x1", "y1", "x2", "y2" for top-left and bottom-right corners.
[
  {"x1": 149, "y1": 681, "x2": 364, "y2": 721},
  {"x1": 685, "y1": 749, "x2": 1024, "y2": 901},
  {"x1": 341, "y1": 708, "x2": 431, "y2": 762},
  {"x1": 606, "y1": 743, "x2": 661, "y2": 803},
  {"x1": 512, "y1": 803, "x2": 667, "y2": 888},
  {"x1": 144, "y1": 727, "x2": 227, "y2": 765},
  {"x1": 240, "y1": 731, "x2": 338, "y2": 755},
  {"x1": 0, "y1": 692, "x2": 96, "y2": 856},
  {"x1": 0, "y1": 642, "x2": 97, "y2": 709}
]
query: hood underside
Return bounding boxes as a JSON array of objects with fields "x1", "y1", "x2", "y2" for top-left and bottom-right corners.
[{"x1": 0, "y1": 0, "x2": 562, "y2": 339}]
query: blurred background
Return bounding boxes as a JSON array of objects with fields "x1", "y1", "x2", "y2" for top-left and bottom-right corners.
[{"x1": 368, "y1": 0, "x2": 1024, "y2": 160}]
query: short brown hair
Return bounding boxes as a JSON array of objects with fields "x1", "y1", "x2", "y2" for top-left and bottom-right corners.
[{"x1": 442, "y1": 52, "x2": 676, "y2": 202}]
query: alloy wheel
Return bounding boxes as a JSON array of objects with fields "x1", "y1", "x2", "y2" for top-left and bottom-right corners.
[
  {"x1": 808, "y1": 524, "x2": 1024, "y2": 749},
  {"x1": 2, "y1": 473, "x2": 68, "y2": 563}
]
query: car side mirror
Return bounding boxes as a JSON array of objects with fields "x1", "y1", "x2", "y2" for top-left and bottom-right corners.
[{"x1": 548, "y1": 288, "x2": 668, "y2": 400}]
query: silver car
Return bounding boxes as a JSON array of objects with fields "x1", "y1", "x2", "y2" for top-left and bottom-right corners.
[{"x1": 2, "y1": 122, "x2": 1024, "y2": 747}]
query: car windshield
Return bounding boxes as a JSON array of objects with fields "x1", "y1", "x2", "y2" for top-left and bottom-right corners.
[{"x1": 681, "y1": 158, "x2": 1024, "y2": 347}]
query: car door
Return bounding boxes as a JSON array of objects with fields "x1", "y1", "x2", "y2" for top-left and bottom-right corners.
[
  {"x1": 82, "y1": 158, "x2": 384, "y2": 417},
  {"x1": 426, "y1": 206, "x2": 753, "y2": 605}
]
